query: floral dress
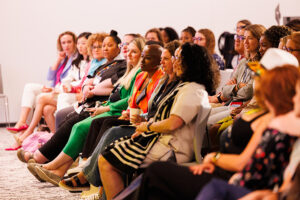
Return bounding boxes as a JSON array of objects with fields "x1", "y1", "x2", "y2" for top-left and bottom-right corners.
[{"x1": 233, "y1": 128, "x2": 296, "y2": 190}]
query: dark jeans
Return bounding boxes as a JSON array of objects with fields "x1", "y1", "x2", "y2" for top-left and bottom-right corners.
[
  {"x1": 55, "y1": 106, "x2": 75, "y2": 130},
  {"x1": 83, "y1": 126, "x2": 136, "y2": 187},
  {"x1": 81, "y1": 117, "x2": 129, "y2": 158},
  {"x1": 196, "y1": 179, "x2": 251, "y2": 200}
]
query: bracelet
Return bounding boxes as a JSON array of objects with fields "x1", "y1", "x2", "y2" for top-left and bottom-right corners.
[
  {"x1": 217, "y1": 94, "x2": 222, "y2": 103},
  {"x1": 147, "y1": 122, "x2": 153, "y2": 131},
  {"x1": 211, "y1": 152, "x2": 221, "y2": 164}
]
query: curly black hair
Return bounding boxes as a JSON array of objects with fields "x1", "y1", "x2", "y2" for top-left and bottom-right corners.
[
  {"x1": 180, "y1": 43, "x2": 215, "y2": 94},
  {"x1": 264, "y1": 25, "x2": 292, "y2": 48}
]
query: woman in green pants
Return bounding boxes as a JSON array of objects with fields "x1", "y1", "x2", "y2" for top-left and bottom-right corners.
[{"x1": 33, "y1": 37, "x2": 146, "y2": 182}]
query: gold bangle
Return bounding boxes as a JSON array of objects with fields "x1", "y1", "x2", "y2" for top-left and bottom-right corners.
[{"x1": 211, "y1": 152, "x2": 221, "y2": 164}]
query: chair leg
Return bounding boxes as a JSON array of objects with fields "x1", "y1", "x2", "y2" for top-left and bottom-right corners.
[{"x1": 4, "y1": 96, "x2": 10, "y2": 127}]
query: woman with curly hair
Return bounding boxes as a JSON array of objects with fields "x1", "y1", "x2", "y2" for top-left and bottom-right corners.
[{"x1": 259, "y1": 25, "x2": 292, "y2": 56}]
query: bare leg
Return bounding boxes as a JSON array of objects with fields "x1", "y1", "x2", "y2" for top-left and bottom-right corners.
[
  {"x1": 45, "y1": 159, "x2": 74, "y2": 178},
  {"x1": 99, "y1": 156, "x2": 124, "y2": 200},
  {"x1": 33, "y1": 150, "x2": 49, "y2": 164},
  {"x1": 17, "y1": 94, "x2": 57, "y2": 143},
  {"x1": 43, "y1": 151, "x2": 73, "y2": 172},
  {"x1": 15, "y1": 107, "x2": 31, "y2": 128},
  {"x1": 43, "y1": 105, "x2": 57, "y2": 133}
]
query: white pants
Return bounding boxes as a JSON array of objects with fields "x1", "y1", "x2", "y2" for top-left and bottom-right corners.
[
  {"x1": 56, "y1": 93, "x2": 77, "y2": 110},
  {"x1": 207, "y1": 106, "x2": 231, "y2": 127},
  {"x1": 21, "y1": 83, "x2": 44, "y2": 108}
]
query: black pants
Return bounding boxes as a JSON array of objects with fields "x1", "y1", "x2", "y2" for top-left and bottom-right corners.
[
  {"x1": 81, "y1": 117, "x2": 130, "y2": 158},
  {"x1": 39, "y1": 111, "x2": 90, "y2": 161},
  {"x1": 137, "y1": 161, "x2": 233, "y2": 200}
]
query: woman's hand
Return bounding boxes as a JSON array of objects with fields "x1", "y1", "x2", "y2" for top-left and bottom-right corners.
[
  {"x1": 189, "y1": 163, "x2": 215, "y2": 175},
  {"x1": 119, "y1": 110, "x2": 130, "y2": 120},
  {"x1": 57, "y1": 51, "x2": 66, "y2": 63},
  {"x1": 41, "y1": 86, "x2": 53, "y2": 93},
  {"x1": 130, "y1": 114, "x2": 146, "y2": 125},
  {"x1": 88, "y1": 106, "x2": 109, "y2": 117},
  {"x1": 83, "y1": 85, "x2": 94, "y2": 99},
  {"x1": 131, "y1": 131, "x2": 143, "y2": 140},
  {"x1": 136, "y1": 122, "x2": 148, "y2": 132},
  {"x1": 226, "y1": 79, "x2": 237, "y2": 85},
  {"x1": 203, "y1": 152, "x2": 216, "y2": 164}
]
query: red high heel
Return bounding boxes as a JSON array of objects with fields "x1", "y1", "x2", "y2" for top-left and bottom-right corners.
[
  {"x1": 5, "y1": 145, "x2": 22, "y2": 151},
  {"x1": 6, "y1": 124, "x2": 29, "y2": 133}
]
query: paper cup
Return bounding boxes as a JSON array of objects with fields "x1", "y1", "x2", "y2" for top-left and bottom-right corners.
[{"x1": 130, "y1": 108, "x2": 141, "y2": 124}]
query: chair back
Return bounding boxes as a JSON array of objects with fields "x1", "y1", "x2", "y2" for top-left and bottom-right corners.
[{"x1": 193, "y1": 104, "x2": 211, "y2": 163}]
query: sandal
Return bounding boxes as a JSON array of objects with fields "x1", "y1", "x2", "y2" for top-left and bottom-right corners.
[
  {"x1": 59, "y1": 175, "x2": 90, "y2": 192},
  {"x1": 17, "y1": 149, "x2": 33, "y2": 163}
]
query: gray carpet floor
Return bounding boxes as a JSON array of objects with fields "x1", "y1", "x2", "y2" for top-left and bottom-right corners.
[{"x1": 0, "y1": 128, "x2": 80, "y2": 199}]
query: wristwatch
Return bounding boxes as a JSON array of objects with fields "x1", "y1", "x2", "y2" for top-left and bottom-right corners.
[
  {"x1": 212, "y1": 152, "x2": 221, "y2": 164},
  {"x1": 147, "y1": 122, "x2": 153, "y2": 131},
  {"x1": 217, "y1": 93, "x2": 222, "y2": 103}
]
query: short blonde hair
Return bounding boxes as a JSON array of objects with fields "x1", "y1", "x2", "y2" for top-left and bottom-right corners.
[{"x1": 87, "y1": 32, "x2": 108, "y2": 57}]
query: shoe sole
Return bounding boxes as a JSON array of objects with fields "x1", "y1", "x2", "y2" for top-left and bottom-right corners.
[
  {"x1": 58, "y1": 181, "x2": 90, "y2": 192},
  {"x1": 27, "y1": 164, "x2": 45, "y2": 182},
  {"x1": 17, "y1": 149, "x2": 26, "y2": 163},
  {"x1": 34, "y1": 166, "x2": 60, "y2": 186}
]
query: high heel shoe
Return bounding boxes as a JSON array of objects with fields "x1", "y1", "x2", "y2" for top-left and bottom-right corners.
[
  {"x1": 13, "y1": 135, "x2": 23, "y2": 146},
  {"x1": 6, "y1": 124, "x2": 29, "y2": 133},
  {"x1": 5, "y1": 145, "x2": 22, "y2": 151}
]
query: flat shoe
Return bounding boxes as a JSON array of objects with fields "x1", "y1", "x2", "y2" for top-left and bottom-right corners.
[
  {"x1": 6, "y1": 124, "x2": 29, "y2": 133},
  {"x1": 17, "y1": 149, "x2": 32, "y2": 163},
  {"x1": 27, "y1": 163, "x2": 45, "y2": 182},
  {"x1": 59, "y1": 175, "x2": 90, "y2": 192},
  {"x1": 35, "y1": 165, "x2": 61, "y2": 186}
]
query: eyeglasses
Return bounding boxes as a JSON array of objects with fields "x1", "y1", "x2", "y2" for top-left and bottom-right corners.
[
  {"x1": 193, "y1": 37, "x2": 204, "y2": 41},
  {"x1": 234, "y1": 34, "x2": 245, "y2": 41},
  {"x1": 119, "y1": 42, "x2": 129, "y2": 49},
  {"x1": 172, "y1": 55, "x2": 181, "y2": 61},
  {"x1": 235, "y1": 25, "x2": 246, "y2": 32},
  {"x1": 92, "y1": 45, "x2": 102, "y2": 50},
  {"x1": 285, "y1": 47, "x2": 300, "y2": 53}
]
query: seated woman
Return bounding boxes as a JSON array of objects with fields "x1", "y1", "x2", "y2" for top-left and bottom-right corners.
[
  {"x1": 196, "y1": 67, "x2": 300, "y2": 200},
  {"x1": 145, "y1": 28, "x2": 163, "y2": 44},
  {"x1": 136, "y1": 64, "x2": 300, "y2": 200},
  {"x1": 20, "y1": 32, "x2": 125, "y2": 164},
  {"x1": 13, "y1": 32, "x2": 92, "y2": 147},
  {"x1": 259, "y1": 25, "x2": 291, "y2": 57},
  {"x1": 30, "y1": 43, "x2": 164, "y2": 185},
  {"x1": 208, "y1": 24, "x2": 266, "y2": 126},
  {"x1": 180, "y1": 26, "x2": 196, "y2": 44},
  {"x1": 194, "y1": 28, "x2": 225, "y2": 70},
  {"x1": 160, "y1": 27, "x2": 179, "y2": 44},
  {"x1": 5, "y1": 31, "x2": 78, "y2": 150},
  {"x1": 285, "y1": 31, "x2": 300, "y2": 64}
]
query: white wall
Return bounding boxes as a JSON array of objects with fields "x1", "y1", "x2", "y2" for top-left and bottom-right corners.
[{"x1": 0, "y1": 0, "x2": 299, "y2": 122}]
